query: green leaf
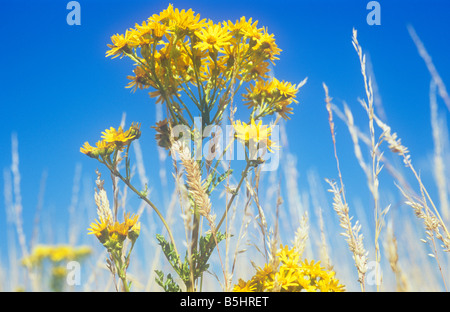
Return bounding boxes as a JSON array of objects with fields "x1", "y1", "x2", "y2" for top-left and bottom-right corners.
[{"x1": 154, "y1": 270, "x2": 182, "y2": 292}]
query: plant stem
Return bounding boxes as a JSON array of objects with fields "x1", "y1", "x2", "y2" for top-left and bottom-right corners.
[{"x1": 217, "y1": 162, "x2": 251, "y2": 230}]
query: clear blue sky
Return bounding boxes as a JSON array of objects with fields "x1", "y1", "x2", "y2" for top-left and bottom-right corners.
[{"x1": 1, "y1": 0, "x2": 449, "y2": 262}]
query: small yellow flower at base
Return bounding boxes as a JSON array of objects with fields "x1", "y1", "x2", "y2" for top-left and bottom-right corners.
[
  {"x1": 233, "y1": 245, "x2": 345, "y2": 292},
  {"x1": 233, "y1": 279, "x2": 256, "y2": 292}
]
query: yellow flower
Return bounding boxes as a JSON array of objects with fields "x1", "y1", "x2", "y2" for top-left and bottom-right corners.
[
  {"x1": 300, "y1": 259, "x2": 324, "y2": 279},
  {"x1": 317, "y1": 275, "x2": 345, "y2": 292},
  {"x1": 241, "y1": 18, "x2": 264, "y2": 42},
  {"x1": 50, "y1": 246, "x2": 75, "y2": 262},
  {"x1": 128, "y1": 222, "x2": 141, "y2": 242},
  {"x1": 74, "y1": 246, "x2": 92, "y2": 259},
  {"x1": 233, "y1": 279, "x2": 256, "y2": 292},
  {"x1": 22, "y1": 245, "x2": 91, "y2": 267},
  {"x1": 125, "y1": 122, "x2": 142, "y2": 141},
  {"x1": 51, "y1": 266, "x2": 67, "y2": 278},
  {"x1": 108, "y1": 221, "x2": 129, "y2": 243},
  {"x1": 274, "y1": 266, "x2": 299, "y2": 291},
  {"x1": 126, "y1": 65, "x2": 150, "y2": 92},
  {"x1": 124, "y1": 213, "x2": 139, "y2": 230},
  {"x1": 252, "y1": 28, "x2": 281, "y2": 63},
  {"x1": 242, "y1": 79, "x2": 277, "y2": 108},
  {"x1": 274, "y1": 100, "x2": 294, "y2": 120},
  {"x1": 224, "y1": 17, "x2": 258, "y2": 37},
  {"x1": 135, "y1": 20, "x2": 168, "y2": 41},
  {"x1": 21, "y1": 245, "x2": 52, "y2": 266},
  {"x1": 96, "y1": 140, "x2": 116, "y2": 156},
  {"x1": 152, "y1": 119, "x2": 172, "y2": 150},
  {"x1": 244, "y1": 61, "x2": 271, "y2": 82},
  {"x1": 80, "y1": 142, "x2": 98, "y2": 158},
  {"x1": 80, "y1": 140, "x2": 115, "y2": 158},
  {"x1": 194, "y1": 22, "x2": 232, "y2": 52},
  {"x1": 171, "y1": 7, "x2": 207, "y2": 35},
  {"x1": 235, "y1": 245, "x2": 345, "y2": 292},
  {"x1": 277, "y1": 244, "x2": 300, "y2": 268},
  {"x1": 88, "y1": 217, "x2": 110, "y2": 244},
  {"x1": 101, "y1": 126, "x2": 136, "y2": 147},
  {"x1": 149, "y1": 4, "x2": 174, "y2": 24},
  {"x1": 275, "y1": 80, "x2": 299, "y2": 99},
  {"x1": 106, "y1": 30, "x2": 138, "y2": 59},
  {"x1": 233, "y1": 119, "x2": 277, "y2": 152}
]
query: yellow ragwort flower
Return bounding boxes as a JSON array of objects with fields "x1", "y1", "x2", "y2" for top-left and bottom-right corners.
[
  {"x1": 106, "y1": 30, "x2": 138, "y2": 59},
  {"x1": 124, "y1": 213, "x2": 139, "y2": 230},
  {"x1": 135, "y1": 20, "x2": 169, "y2": 41},
  {"x1": 80, "y1": 142, "x2": 98, "y2": 158},
  {"x1": 233, "y1": 245, "x2": 345, "y2": 292},
  {"x1": 126, "y1": 65, "x2": 150, "y2": 92},
  {"x1": 101, "y1": 126, "x2": 136, "y2": 147},
  {"x1": 80, "y1": 140, "x2": 115, "y2": 158},
  {"x1": 194, "y1": 22, "x2": 232, "y2": 52},
  {"x1": 108, "y1": 221, "x2": 129, "y2": 243},
  {"x1": 128, "y1": 222, "x2": 141, "y2": 242},
  {"x1": 149, "y1": 4, "x2": 174, "y2": 24},
  {"x1": 88, "y1": 217, "x2": 110, "y2": 244},
  {"x1": 171, "y1": 7, "x2": 207, "y2": 35},
  {"x1": 233, "y1": 119, "x2": 277, "y2": 152},
  {"x1": 224, "y1": 17, "x2": 258, "y2": 37}
]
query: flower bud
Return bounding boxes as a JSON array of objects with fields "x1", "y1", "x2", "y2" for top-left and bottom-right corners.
[{"x1": 128, "y1": 222, "x2": 141, "y2": 242}]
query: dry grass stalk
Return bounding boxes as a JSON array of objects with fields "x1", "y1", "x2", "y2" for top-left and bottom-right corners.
[
  {"x1": 331, "y1": 103, "x2": 415, "y2": 197},
  {"x1": 429, "y1": 80, "x2": 450, "y2": 221},
  {"x1": 10, "y1": 134, "x2": 29, "y2": 262},
  {"x1": 94, "y1": 170, "x2": 113, "y2": 222},
  {"x1": 228, "y1": 178, "x2": 253, "y2": 291},
  {"x1": 307, "y1": 170, "x2": 332, "y2": 269},
  {"x1": 397, "y1": 184, "x2": 448, "y2": 290},
  {"x1": 245, "y1": 167, "x2": 270, "y2": 260},
  {"x1": 324, "y1": 83, "x2": 368, "y2": 291},
  {"x1": 384, "y1": 220, "x2": 408, "y2": 291},
  {"x1": 292, "y1": 211, "x2": 309, "y2": 259},
  {"x1": 172, "y1": 140, "x2": 228, "y2": 290},
  {"x1": 353, "y1": 28, "x2": 392, "y2": 290},
  {"x1": 326, "y1": 179, "x2": 368, "y2": 291},
  {"x1": 408, "y1": 25, "x2": 450, "y2": 112},
  {"x1": 173, "y1": 141, "x2": 215, "y2": 230},
  {"x1": 372, "y1": 103, "x2": 450, "y2": 254}
]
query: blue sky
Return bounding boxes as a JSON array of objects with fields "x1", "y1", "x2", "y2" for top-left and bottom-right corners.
[{"x1": 1, "y1": 0, "x2": 449, "y2": 270}]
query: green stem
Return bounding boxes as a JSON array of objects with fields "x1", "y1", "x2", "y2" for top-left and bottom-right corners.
[{"x1": 217, "y1": 162, "x2": 251, "y2": 230}]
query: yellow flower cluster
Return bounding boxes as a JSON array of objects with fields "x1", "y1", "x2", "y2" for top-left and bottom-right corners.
[
  {"x1": 233, "y1": 245, "x2": 345, "y2": 292},
  {"x1": 22, "y1": 245, "x2": 91, "y2": 267},
  {"x1": 105, "y1": 4, "x2": 300, "y2": 122},
  {"x1": 80, "y1": 123, "x2": 141, "y2": 159},
  {"x1": 88, "y1": 213, "x2": 140, "y2": 251},
  {"x1": 243, "y1": 78, "x2": 300, "y2": 120}
]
